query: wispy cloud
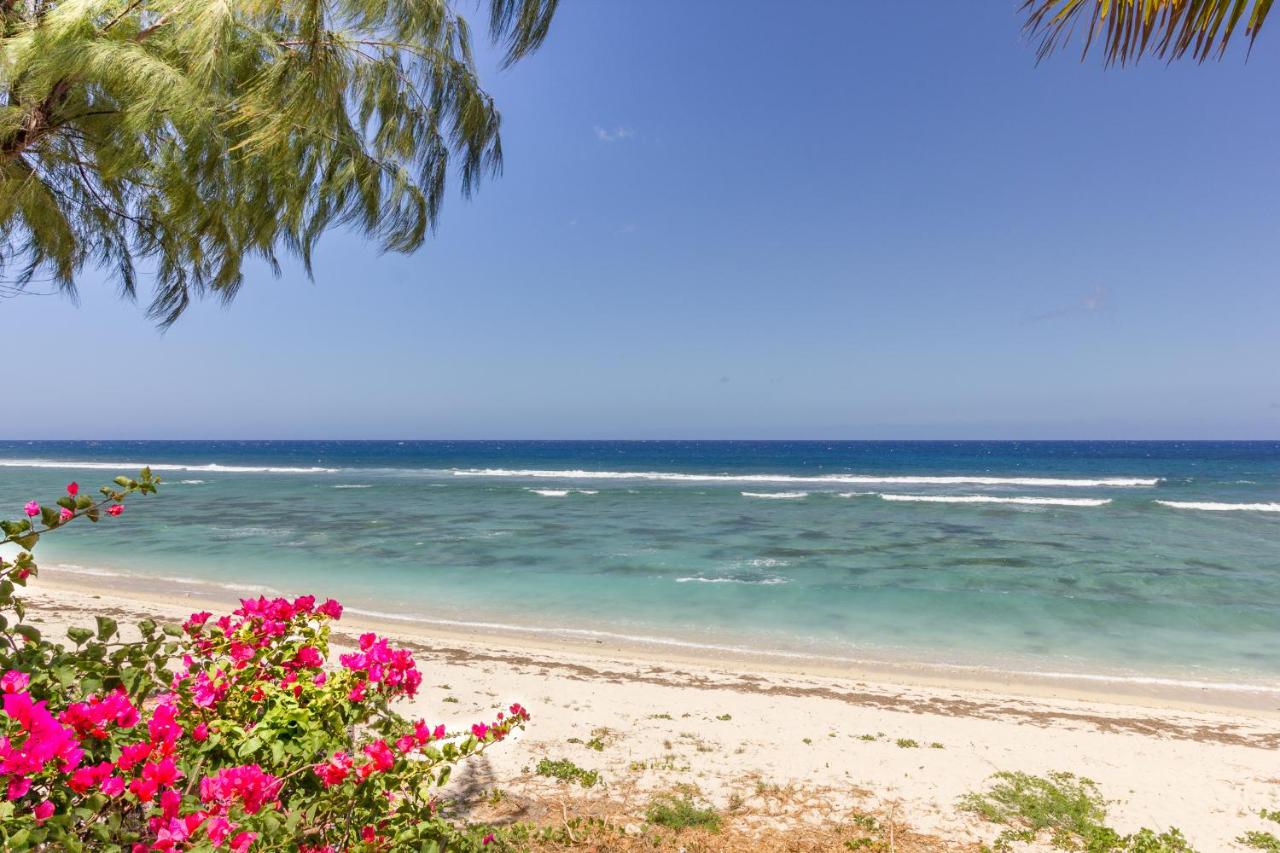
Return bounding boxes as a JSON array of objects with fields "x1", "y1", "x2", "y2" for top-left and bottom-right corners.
[
  {"x1": 1024, "y1": 286, "x2": 1108, "y2": 324},
  {"x1": 594, "y1": 125, "x2": 635, "y2": 143}
]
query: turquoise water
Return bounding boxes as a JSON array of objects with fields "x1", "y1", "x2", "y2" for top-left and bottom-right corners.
[{"x1": 1, "y1": 441, "x2": 1277, "y2": 688}]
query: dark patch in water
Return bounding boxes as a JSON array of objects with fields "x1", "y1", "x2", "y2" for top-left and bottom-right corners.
[{"x1": 950, "y1": 557, "x2": 1035, "y2": 568}]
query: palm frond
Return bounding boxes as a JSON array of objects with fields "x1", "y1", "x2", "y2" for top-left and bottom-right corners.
[{"x1": 1022, "y1": 0, "x2": 1272, "y2": 64}]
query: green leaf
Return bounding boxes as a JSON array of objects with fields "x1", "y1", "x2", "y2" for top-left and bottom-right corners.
[
  {"x1": 67, "y1": 627, "x2": 94, "y2": 645},
  {"x1": 95, "y1": 616, "x2": 119, "y2": 641}
]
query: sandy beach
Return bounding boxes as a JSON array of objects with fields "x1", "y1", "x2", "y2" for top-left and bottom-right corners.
[{"x1": 21, "y1": 569, "x2": 1280, "y2": 850}]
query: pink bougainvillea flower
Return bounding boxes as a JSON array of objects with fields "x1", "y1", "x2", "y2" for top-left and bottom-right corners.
[
  {"x1": 107, "y1": 504, "x2": 124, "y2": 516},
  {"x1": 471, "y1": 723, "x2": 490, "y2": 740},
  {"x1": 483, "y1": 833, "x2": 496, "y2": 846},
  {"x1": 200, "y1": 764, "x2": 282, "y2": 815},
  {"x1": 193, "y1": 722, "x2": 209, "y2": 742},
  {"x1": 190, "y1": 671, "x2": 227, "y2": 708},
  {"x1": 33, "y1": 800, "x2": 54, "y2": 823},
  {"x1": 66, "y1": 482, "x2": 79, "y2": 496},
  {"x1": 317, "y1": 598, "x2": 343, "y2": 619},
  {"x1": 23, "y1": 501, "x2": 39, "y2": 517},
  {"x1": 363, "y1": 740, "x2": 395, "y2": 772},
  {"x1": 229, "y1": 831, "x2": 258, "y2": 853},
  {"x1": 204, "y1": 816, "x2": 232, "y2": 846},
  {"x1": 59, "y1": 507, "x2": 74, "y2": 521},
  {"x1": 314, "y1": 751, "x2": 353, "y2": 787},
  {"x1": 293, "y1": 646, "x2": 323, "y2": 668},
  {"x1": 116, "y1": 741, "x2": 152, "y2": 772},
  {"x1": 0, "y1": 670, "x2": 30, "y2": 693}
]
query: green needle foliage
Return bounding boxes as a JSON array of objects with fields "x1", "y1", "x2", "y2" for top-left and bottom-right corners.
[
  {"x1": 0, "y1": 0, "x2": 556, "y2": 323},
  {"x1": 1022, "y1": 0, "x2": 1271, "y2": 64}
]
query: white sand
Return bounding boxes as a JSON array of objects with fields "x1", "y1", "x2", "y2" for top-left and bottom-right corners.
[{"x1": 21, "y1": 573, "x2": 1280, "y2": 850}]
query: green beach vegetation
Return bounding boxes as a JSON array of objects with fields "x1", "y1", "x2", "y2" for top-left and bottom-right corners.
[{"x1": 960, "y1": 771, "x2": 1196, "y2": 852}]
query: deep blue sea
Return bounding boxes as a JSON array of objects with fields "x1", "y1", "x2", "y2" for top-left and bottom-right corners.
[{"x1": 1, "y1": 440, "x2": 1277, "y2": 689}]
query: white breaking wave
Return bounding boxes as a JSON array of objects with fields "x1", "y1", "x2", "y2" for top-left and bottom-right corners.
[
  {"x1": 209, "y1": 526, "x2": 293, "y2": 538},
  {"x1": 332, "y1": 484, "x2": 373, "y2": 489},
  {"x1": 675, "y1": 576, "x2": 790, "y2": 585},
  {"x1": 741, "y1": 491, "x2": 808, "y2": 499},
  {"x1": 452, "y1": 467, "x2": 1158, "y2": 488},
  {"x1": 0, "y1": 459, "x2": 337, "y2": 474},
  {"x1": 526, "y1": 488, "x2": 598, "y2": 497},
  {"x1": 1155, "y1": 500, "x2": 1280, "y2": 513},
  {"x1": 837, "y1": 491, "x2": 875, "y2": 498},
  {"x1": 46, "y1": 565, "x2": 281, "y2": 596},
  {"x1": 158, "y1": 575, "x2": 282, "y2": 595},
  {"x1": 178, "y1": 479, "x2": 206, "y2": 485},
  {"x1": 880, "y1": 494, "x2": 1112, "y2": 507}
]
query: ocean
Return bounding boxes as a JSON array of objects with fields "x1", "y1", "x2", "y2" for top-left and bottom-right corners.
[{"x1": 1, "y1": 440, "x2": 1277, "y2": 691}]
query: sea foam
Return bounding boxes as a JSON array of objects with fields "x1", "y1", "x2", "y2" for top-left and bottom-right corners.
[
  {"x1": 879, "y1": 494, "x2": 1112, "y2": 507},
  {"x1": 1155, "y1": 500, "x2": 1280, "y2": 513},
  {"x1": 452, "y1": 468, "x2": 1158, "y2": 488},
  {"x1": 741, "y1": 491, "x2": 808, "y2": 499},
  {"x1": 674, "y1": 576, "x2": 790, "y2": 585}
]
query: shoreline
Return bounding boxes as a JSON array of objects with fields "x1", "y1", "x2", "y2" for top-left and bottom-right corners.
[
  {"x1": 21, "y1": 569, "x2": 1280, "y2": 849},
  {"x1": 35, "y1": 564, "x2": 1280, "y2": 715}
]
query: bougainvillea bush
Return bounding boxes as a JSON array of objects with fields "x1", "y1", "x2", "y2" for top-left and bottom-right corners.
[{"x1": 0, "y1": 471, "x2": 527, "y2": 851}]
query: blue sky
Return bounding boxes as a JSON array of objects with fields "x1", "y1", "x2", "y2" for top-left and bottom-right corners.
[{"x1": 7, "y1": 2, "x2": 1280, "y2": 439}]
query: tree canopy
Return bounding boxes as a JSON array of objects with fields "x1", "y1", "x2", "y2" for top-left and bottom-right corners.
[
  {"x1": 1, "y1": 0, "x2": 556, "y2": 323},
  {"x1": 1022, "y1": 0, "x2": 1271, "y2": 64}
]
